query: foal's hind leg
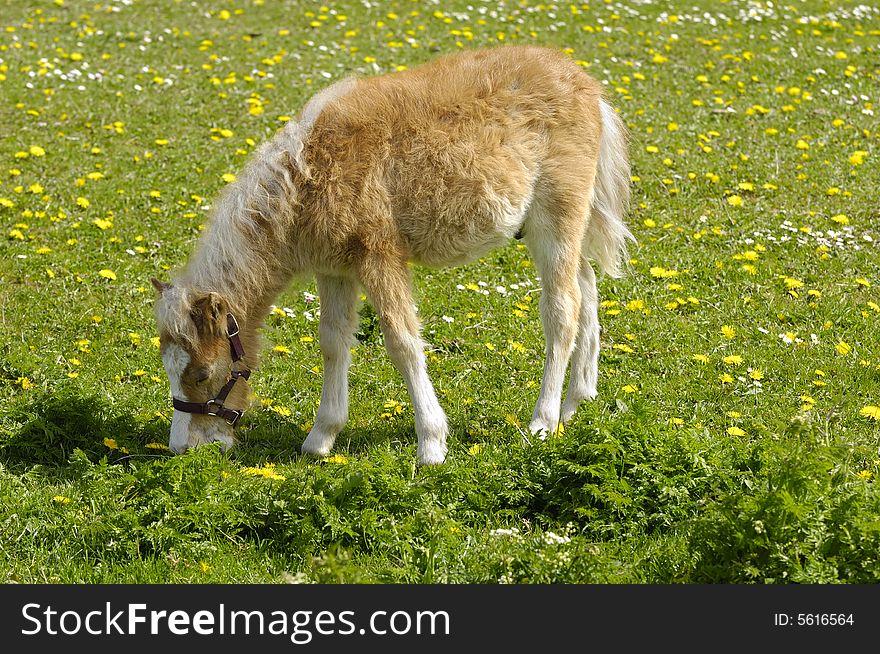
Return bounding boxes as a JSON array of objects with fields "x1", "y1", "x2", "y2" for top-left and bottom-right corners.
[
  {"x1": 301, "y1": 274, "x2": 360, "y2": 457},
  {"x1": 358, "y1": 256, "x2": 448, "y2": 465},
  {"x1": 561, "y1": 257, "x2": 599, "y2": 423},
  {"x1": 524, "y1": 219, "x2": 584, "y2": 439}
]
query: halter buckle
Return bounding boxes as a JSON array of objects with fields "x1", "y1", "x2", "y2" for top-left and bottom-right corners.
[
  {"x1": 227, "y1": 313, "x2": 240, "y2": 338},
  {"x1": 205, "y1": 399, "x2": 224, "y2": 416}
]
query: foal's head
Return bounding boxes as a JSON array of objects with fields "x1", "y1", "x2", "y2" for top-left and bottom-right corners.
[{"x1": 152, "y1": 279, "x2": 247, "y2": 453}]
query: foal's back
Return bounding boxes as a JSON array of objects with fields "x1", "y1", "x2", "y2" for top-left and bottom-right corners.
[{"x1": 301, "y1": 46, "x2": 604, "y2": 269}]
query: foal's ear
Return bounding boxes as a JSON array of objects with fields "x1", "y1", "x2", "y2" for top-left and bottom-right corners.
[
  {"x1": 189, "y1": 292, "x2": 228, "y2": 338},
  {"x1": 151, "y1": 277, "x2": 172, "y2": 296}
]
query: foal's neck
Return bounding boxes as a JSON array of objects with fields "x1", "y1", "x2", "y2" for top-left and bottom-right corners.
[
  {"x1": 181, "y1": 123, "x2": 312, "y2": 365},
  {"x1": 182, "y1": 197, "x2": 297, "y2": 366}
]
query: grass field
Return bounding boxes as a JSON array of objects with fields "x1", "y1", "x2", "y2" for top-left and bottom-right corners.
[{"x1": 1, "y1": 0, "x2": 879, "y2": 583}]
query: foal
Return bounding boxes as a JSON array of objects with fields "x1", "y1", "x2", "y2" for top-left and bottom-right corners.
[{"x1": 153, "y1": 46, "x2": 632, "y2": 465}]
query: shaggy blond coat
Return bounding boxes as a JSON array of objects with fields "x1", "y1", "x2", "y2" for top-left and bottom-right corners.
[{"x1": 154, "y1": 46, "x2": 632, "y2": 464}]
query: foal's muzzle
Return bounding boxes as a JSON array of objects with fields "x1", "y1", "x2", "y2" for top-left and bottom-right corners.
[{"x1": 171, "y1": 313, "x2": 250, "y2": 426}]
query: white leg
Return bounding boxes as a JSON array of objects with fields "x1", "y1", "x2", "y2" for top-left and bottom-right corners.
[
  {"x1": 301, "y1": 275, "x2": 360, "y2": 456},
  {"x1": 562, "y1": 258, "x2": 599, "y2": 423},
  {"x1": 360, "y1": 259, "x2": 448, "y2": 465},
  {"x1": 384, "y1": 330, "x2": 448, "y2": 465},
  {"x1": 524, "y1": 223, "x2": 583, "y2": 439}
]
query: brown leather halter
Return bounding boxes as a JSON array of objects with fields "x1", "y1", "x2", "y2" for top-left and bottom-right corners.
[{"x1": 172, "y1": 313, "x2": 250, "y2": 425}]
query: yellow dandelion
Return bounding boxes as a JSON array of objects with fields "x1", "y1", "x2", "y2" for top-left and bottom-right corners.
[
  {"x1": 849, "y1": 150, "x2": 867, "y2": 166},
  {"x1": 626, "y1": 299, "x2": 646, "y2": 311},
  {"x1": 241, "y1": 463, "x2": 286, "y2": 480},
  {"x1": 649, "y1": 266, "x2": 679, "y2": 278},
  {"x1": 98, "y1": 269, "x2": 117, "y2": 281}
]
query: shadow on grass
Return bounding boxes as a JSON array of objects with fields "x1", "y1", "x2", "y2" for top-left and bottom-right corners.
[
  {"x1": 0, "y1": 391, "x2": 153, "y2": 473},
  {"x1": 233, "y1": 414, "x2": 418, "y2": 466},
  {"x1": 0, "y1": 389, "x2": 416, "y2": 473}
]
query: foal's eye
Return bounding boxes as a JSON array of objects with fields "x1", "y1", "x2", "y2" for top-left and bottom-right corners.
[{"x1": 195, "y1": 368, "x2": 211, "y2": 384}]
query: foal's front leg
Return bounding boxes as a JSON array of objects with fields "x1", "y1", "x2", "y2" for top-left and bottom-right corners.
[
  {"x1": 301, "y1": 274, "x2": 360, "y2": 457},
  {"x1": 359, "y1": 256, "x2": 448, "y2": 465}
]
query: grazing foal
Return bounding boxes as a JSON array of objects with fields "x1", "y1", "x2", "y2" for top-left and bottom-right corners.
[{"x1": 153, "y1": 46, "x2": 632, "y2": 465}]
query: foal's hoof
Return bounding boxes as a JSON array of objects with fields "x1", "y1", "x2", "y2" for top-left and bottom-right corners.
[
  {"x1": 560, "y1": 403, "x2": 579, "y2": 425},
  {"x1": 528, "y1": 421, "x2": 550, "y2": 440},
  {"x1": 561, "y1": 390, "x2": 597, "y2": 424},
  {"x1": 417, "y1": 439, "x2": 448, "y2": 466},
  {"x1": 527, "y1": 419, "x2": 560, "y2": 442},
  {"x1": 301, "y1": 430, "x2": 334, "y2": 457}
]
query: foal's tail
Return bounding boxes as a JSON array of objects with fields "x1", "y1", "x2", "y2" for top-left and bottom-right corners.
[{"x1": 583, "y1": 98, "x2": 634, "y2": 278}]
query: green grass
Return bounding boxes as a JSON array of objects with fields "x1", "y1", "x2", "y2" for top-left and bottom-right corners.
[{"x1": 1, "y1": 0, "x2": 880, "y2": 583}]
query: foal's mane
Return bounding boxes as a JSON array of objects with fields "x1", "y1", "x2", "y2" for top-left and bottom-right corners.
[{"x1": 177, "y1": 77, "x2": 358, "y2": 315}]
